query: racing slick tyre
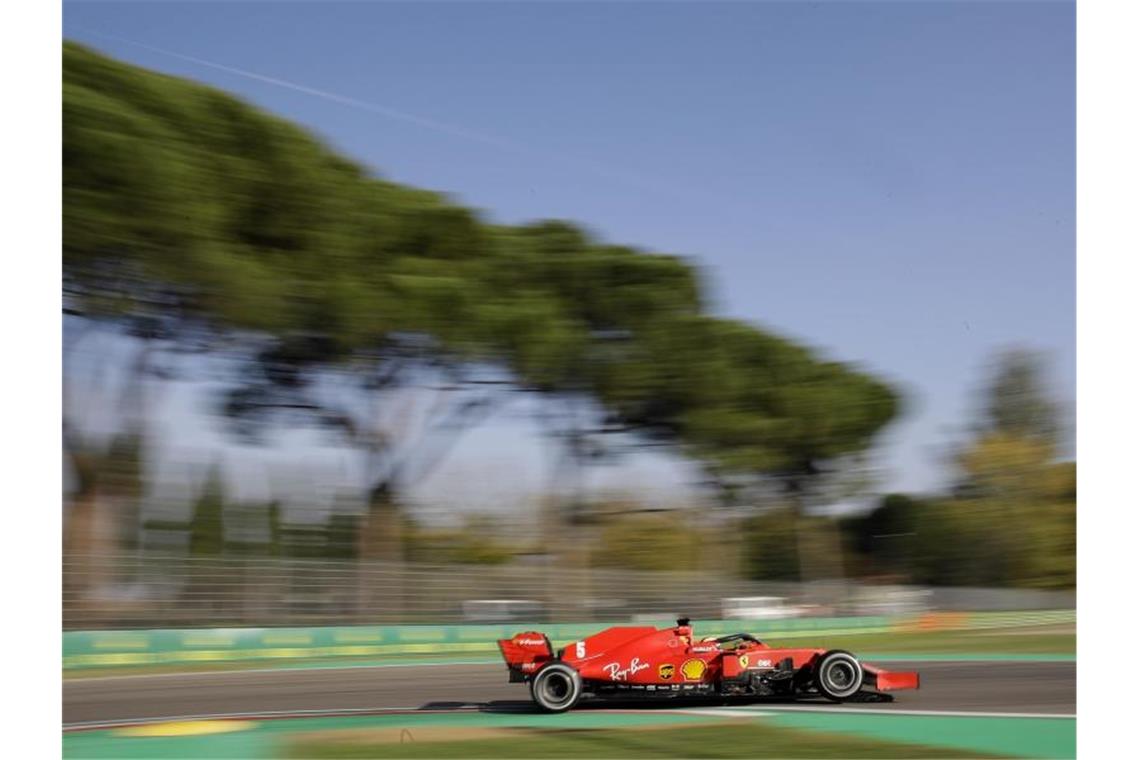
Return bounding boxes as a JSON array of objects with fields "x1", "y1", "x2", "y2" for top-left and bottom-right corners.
[
  {"x1": 530, "y1": 662, "x2": 583, "y2": 713},
  {"x1": 814, "y1": 650, "x2": 864, "y2": 701}
]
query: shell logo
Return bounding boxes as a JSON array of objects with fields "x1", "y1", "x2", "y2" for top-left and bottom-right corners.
[{"x1": 680, "y1": 658, "x2": 707, "y2": 681}]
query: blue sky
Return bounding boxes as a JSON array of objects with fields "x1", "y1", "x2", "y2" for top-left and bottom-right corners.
[{"x1": 63, "y1": 1, "x2": 1075, "y2": 517}]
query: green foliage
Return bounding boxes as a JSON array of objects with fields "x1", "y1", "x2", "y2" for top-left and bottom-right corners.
[
  {"x1": 188, "y1": 469, "x2": 226, "y2": 556},
  {"x1": 742, "y1": 509, "x2": 803, "y2": 581},
  {"x1": 404, "y1": 516, "x2": 515, "y2": 565},
  {"x1": 741, "y1": 512, "x2": 852, "y2": 582},
  {"x1": 981, "y1": 349, "x2": 1061, "y2": 446},
  {"x1": 841, "y1": 493, "x2": 923, "y2": 577},
  {"x1": 909, "y1": 458, "x2": 1075, "y2": 590},
  {"x1": 845, "y1": 448, "x2": 1075, "y2": 589},
  {"x1": 326, "y1": 514, "x2": 361, "y2": 560},
  {"x1": 266, "y1": 502, "x2": 283, "y2": 557},
  {"x1": 591, "y1": 511, "x2": 709, "y2": 572},
  {"x1": 837, "y1": 348, "x2": 1075, "y2": 590},
  {"x1": 594, "y1": 315, "x2": 898, "y2": 481},
  {"x1": 64, "y1": 41, "x2": 900, "y2": 505}
]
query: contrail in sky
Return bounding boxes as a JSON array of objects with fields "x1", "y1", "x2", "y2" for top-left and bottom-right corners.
[{"x1": 71, "y1": 27, "x2": 722, "y2": 205}]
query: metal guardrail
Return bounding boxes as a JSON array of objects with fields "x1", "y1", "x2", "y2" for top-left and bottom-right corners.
[{"x1": 63, "y1": 553, "x2": 1075, "y2": 631}]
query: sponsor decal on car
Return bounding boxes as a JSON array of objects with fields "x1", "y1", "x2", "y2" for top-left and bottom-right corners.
[
  {"x1": 739, "y1": 654, "x2": 749, "y2": 669},
  {"x1": 691, "y1": 645, "x2": 717, "y2": 653},
  {"x1": 658, "y1": 663, "x2": 675, "y2": 680},
  {"x1": 603, "y1": 657, "x2": 649, "y2": 681},
  {"x1": 680, "y1": 658, "x2": 707, "y2": 681},
  {"x1": 516, "y1": 638, "x2": 546, "y2": 646}
]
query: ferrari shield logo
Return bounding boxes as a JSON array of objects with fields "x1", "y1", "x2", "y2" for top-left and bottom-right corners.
[
  {"x1": 680, "y1": 658, "x2": 706, "y2": 681},
  {"x1": 658, "y1": 663, "x2": 674, "y2": 680},
  {"x1": 739, "y1": 654, "x2": 749, "y2": 669}
]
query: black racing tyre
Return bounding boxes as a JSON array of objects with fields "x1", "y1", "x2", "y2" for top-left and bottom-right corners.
[
  {"x1": 530, "y1": 662, "x2": 583, "y2": 713},
  {"x1": 813, "y1": 650, "x2": 864, "y2": 701}
]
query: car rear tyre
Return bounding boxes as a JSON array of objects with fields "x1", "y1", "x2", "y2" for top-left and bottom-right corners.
[
  {"x1": 530, "y1": 662, "x2": 583, "y2": 713},
  {"x1": 814, "y1": 650, "x2": 863, "y2": 701}
]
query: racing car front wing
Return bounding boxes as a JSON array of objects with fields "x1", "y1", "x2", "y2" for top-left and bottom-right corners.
[{"x1": 862, "y1": 664, "x2": 921, "y2": 692}]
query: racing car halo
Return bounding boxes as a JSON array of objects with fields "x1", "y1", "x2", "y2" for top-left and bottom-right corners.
[{"x1": 498, "y1": 617, "x2": 919, "y2": 712}]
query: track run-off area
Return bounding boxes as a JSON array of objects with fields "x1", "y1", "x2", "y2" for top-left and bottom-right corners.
[{"x1": 64, "y1": 656, "x2": 1075, "y2": 758}]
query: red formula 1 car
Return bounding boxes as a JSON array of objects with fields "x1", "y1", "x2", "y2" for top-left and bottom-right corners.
[{"x1": 498, "y1": 617, "x2": 919, "y2": 712}]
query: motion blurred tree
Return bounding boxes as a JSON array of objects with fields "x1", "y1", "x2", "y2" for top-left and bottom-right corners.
[
  {"x1": 742, "y1": 509, "x2": 802, "y2": 581},
  {"x1": 63, "y1": 318, "x2": 165, "y2": 601},
  {"x1": 404, "y1": 515, "x2": 514, "y2": 566},
  {"x1": 591, "y1": 511, "x2": 709, "y2": 573},
  {"x1": 878, "y1": 350, "x2": 1075, "y2": 589},
  {"x1": 841, "y1": 493, "x2": 923, "y2": 579},
  {"x1": 326, "y1": 514, "x2": 361, "y2": 561},
  {"x1": 979, "y1": 349, "x2": 1061, "y2": 445},
  {"x1": 188, "y1": 467, "x2": 226, "y2": 557},
  {"x1": 635, "y1": 318, "x2": 899, "y2": 581},
  {"x1": 63, "y1": 42, "x2": 900, "y2": 574}
]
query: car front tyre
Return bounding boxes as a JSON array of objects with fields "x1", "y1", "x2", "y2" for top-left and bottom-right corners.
[
  {"x1": 530, "y1": 662, "x2": 583, "y2": 713},
  {"x1": 814, "y1": 650, "x2": 864, "y2": 701}
]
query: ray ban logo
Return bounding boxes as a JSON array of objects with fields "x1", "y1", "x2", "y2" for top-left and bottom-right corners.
[{"x1": 603, "y1": 657, "x2": 648, "y2": 681}]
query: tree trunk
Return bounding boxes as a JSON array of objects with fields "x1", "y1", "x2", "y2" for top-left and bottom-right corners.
[
  {"x1": 63, "y1": 485, "x2": 119, "y2": 627},
  {"x1": 63, "y1": 335, "x2": 152, "y2": 627},
  {"x1": 358, "y1": 484, "x2": 404, "y2": 562},
  {"x1": 356, "y1": 483, "x2": 405, "y2": 622}
]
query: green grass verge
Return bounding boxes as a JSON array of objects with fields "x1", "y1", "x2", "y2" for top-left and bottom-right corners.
[{"x1": 285, "y1": 723, "x2": 1008, "y2": 759}]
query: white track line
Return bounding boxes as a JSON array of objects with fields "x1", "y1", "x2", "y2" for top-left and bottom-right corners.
[
  {"x1": 676, "y1": 708, "x2": 773, "y2": 718},
  {"x1": 748, "y1": 705, "x2": 1076, "y2": 720}
]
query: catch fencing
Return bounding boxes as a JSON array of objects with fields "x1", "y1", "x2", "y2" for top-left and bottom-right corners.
[{"x1": 62, "y1": 553, "x2": 1075, "y2": 631}]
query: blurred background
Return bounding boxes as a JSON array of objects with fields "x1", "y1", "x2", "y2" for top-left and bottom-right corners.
[{"x1": 61, "y1": 2, "x2": 1074, "y2": 633}]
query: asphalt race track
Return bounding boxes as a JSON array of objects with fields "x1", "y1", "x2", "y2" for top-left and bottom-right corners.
[{"x1": 63, "y1": 659, "x2": 1075, "y2": 727}]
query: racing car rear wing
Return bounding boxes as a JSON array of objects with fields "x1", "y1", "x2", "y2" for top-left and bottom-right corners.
[{"x1": 497, "y1": 631, "x2": 554, "y2": 681}]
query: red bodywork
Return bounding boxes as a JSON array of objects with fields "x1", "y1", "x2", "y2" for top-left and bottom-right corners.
[{"x1": 498, "y1": 621, "x2": 919, "y2": 697}]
